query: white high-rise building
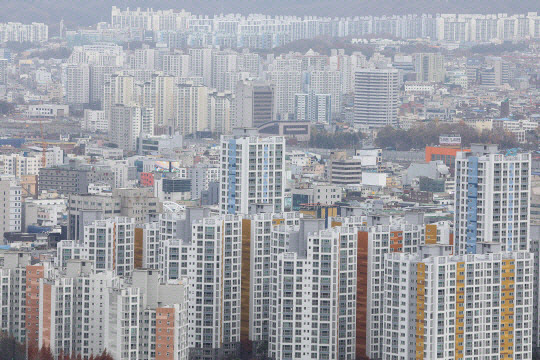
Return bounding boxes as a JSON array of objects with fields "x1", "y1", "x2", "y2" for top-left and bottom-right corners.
[
  {"x1": 106, "y1": 269, "x2": 189, "y2": 360},
  {"x1": 414, "y1": 53, "x2": 445, "y2": 83},
  {"x1": 269, "y1": 70, "x2": 302, "y2": 121},
  {"x1": 309, "y1": 70, "x2": 342, "y2": 117},
  {"x1": 0, "y1": 252, "x2": 33, "y2": 342},
  {"x1": 220, "y1": 132, "x2": 285, "y2": 215},
  {"x1": 0, "y1": 153, "x2": 41, "y2": 177},
  {"x1": 454, "y1": 144, "x2": 531, "y2": 255},
  {"x1": 89, "y1": 65, "x2": 119, "y2": 104},
  {"x1": 356, "y1": 215, "x2": 435, "y2": 360},
  {"x1": 0, "y1": 175, "x2": 21, "y2": 243},
  {"x1": 269, "y1": 220, "x2": 357, "y2": 360},
  {"x1": 175, "y1": 82, "x2": 209, "y2": 135},
  {"x1": 162, "y1": 54, "x2": 190, "y2": 77},
  {"x1": 187, "y1": 165, "x2": 220, "y2": 201},
  {"x1": 186, "y1": 214, "x2": 242, "y2": 359},
  {"x1": 110, "y1": 104, "x2": 149, "y2": 151},
  {"x1": 354, "y1": 68, "x2": 399, "y2": 128},
  {"x1": 152, "y1": 74, "x2": 176, "y2": 128},
  {"x1": 329, "y1": 50, "x2": 367, "y2": 94},
  {"x1": 141, "y1": 221, "x2": 160, "y2": 269},
  {"x1": 383, "y1": 250, "x2": 533, "y2": 360},
  {"x1": 83, "y1": 217, "x2": 135, "y2": 277},
  {"x1": 207, "y1": 90, "x2": 234, "y2": 134},
  {"x1": 295, "y1": 92, "x2": 331, "y2": 124},
  {"x1": 64, "y1": 63, "x2": 90, "y2": 105},
  {"x1": 189, "y1": 47, "x2": 213, "y2": 86},
  {"x1": 83, "y1": 109, "x2": 108, "y2": 132},
  {"x1": 0, "y1": 22, "x2": 48, "y2": 43},
  {"x1": 246, "y1": 210, "x2": 301, "y2": 344},
  {"x1": 130, "y1": 48, "x2": 157, "y2": 70},
  {"x1": 211, "y1": 50, "x2": 237, "y2": 92},
  {"x1": 157, "y1": 209, "x2": 242, "y2": 359},
  {"x1": 31, "y1": 260, "x2": 189, "y2": 360},
  {"x1": 0, "y1": 59, "x2": 8, "y2": 85},
  {"x1": 103, "y1": 73, "x2": 136, "y2": 122},
  {"x1": 237, "y1": 51, "x2": 260, "y2": 77}
]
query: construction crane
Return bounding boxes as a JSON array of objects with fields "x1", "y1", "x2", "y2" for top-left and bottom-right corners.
[{"x1": 39, "y1": 118, "x2": 46, "y2": 168}]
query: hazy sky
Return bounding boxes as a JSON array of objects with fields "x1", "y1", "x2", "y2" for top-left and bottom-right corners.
[{"x1": 1, "y1": 0, "x2": 540, "y2": 25}]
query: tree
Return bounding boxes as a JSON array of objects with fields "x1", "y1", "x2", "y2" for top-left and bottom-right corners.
[
  {"x1": 0, "y1": 100, "x2": 15, "y2": 115},
  {"x1": 375, "y1": 122, "x2": 522, "y2": 151},
  {"x1": 0, "y1": 333, "x2": 25, "y2": 360},
  {"x1": 309, "y1": 127, "x2": 363, "y2": 149},
  {"x1": 28, "y1": 344, "x2": 40, "y2": 360},
  {"x1": 256, "y1": 341, "x2": 269, "y2": 360},
  {"x1": 95, "y1": 350, "x2": 114, "y2": 360},
  {"x1": 38, "y1": 346, "x2": 54, "y2": 360}
]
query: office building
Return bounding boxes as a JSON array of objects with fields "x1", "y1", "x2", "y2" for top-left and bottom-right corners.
[
  {"x1": 328, "y1": 155, "x2": 363, "y2": 185},
  {"x1": 67, "y1": 194, "x2": 121, "y2": 241},
  {"x1": 291, "y1": 184, "x2": 342, "y2": 210},
  {"x1": 354, "y1": 69, "x2": 399, "y2": 128},
  {"x1": 39, "y1": 165, "x2": 114, "y2": 195},
  {"x1": 113, "y1": 187, "x2": 161, "y2": 225},
  {"x1": 234, "y1": 80, "x2": 274, "y2": 128}
]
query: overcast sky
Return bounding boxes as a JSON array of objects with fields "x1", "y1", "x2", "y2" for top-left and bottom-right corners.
[{"x1": 1, "y1": 0, "x2": 539, "y2": 25}]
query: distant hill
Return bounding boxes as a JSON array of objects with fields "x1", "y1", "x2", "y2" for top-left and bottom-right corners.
[{"x1": 0, "y1": 0, "x2": 539, "y2": 27}]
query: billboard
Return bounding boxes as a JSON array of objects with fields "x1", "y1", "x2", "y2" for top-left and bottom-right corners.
[
  {"x1": 439, "y1": 135, "x2": 461, "y2": 146},
  {"x1": 154, "y1": 161, "x2": 182, "y2": 173}
]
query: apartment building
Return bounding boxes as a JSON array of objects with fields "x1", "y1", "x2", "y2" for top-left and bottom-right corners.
[
  {"x1": 454, "y1": 144, "x2": 531, "y2": 254},
  {"x1": 269, "y1": 220, "x2": 357, "y2": 360},
  {"x1": 220, "y1": 131, "x2": 285, "y2": 215},
  {"x1": 383, "y1": 250, "x2": 533, "y2": 359},
  {"x1": 0, "y1": 175, "x2": 22, "y2": 243}
]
